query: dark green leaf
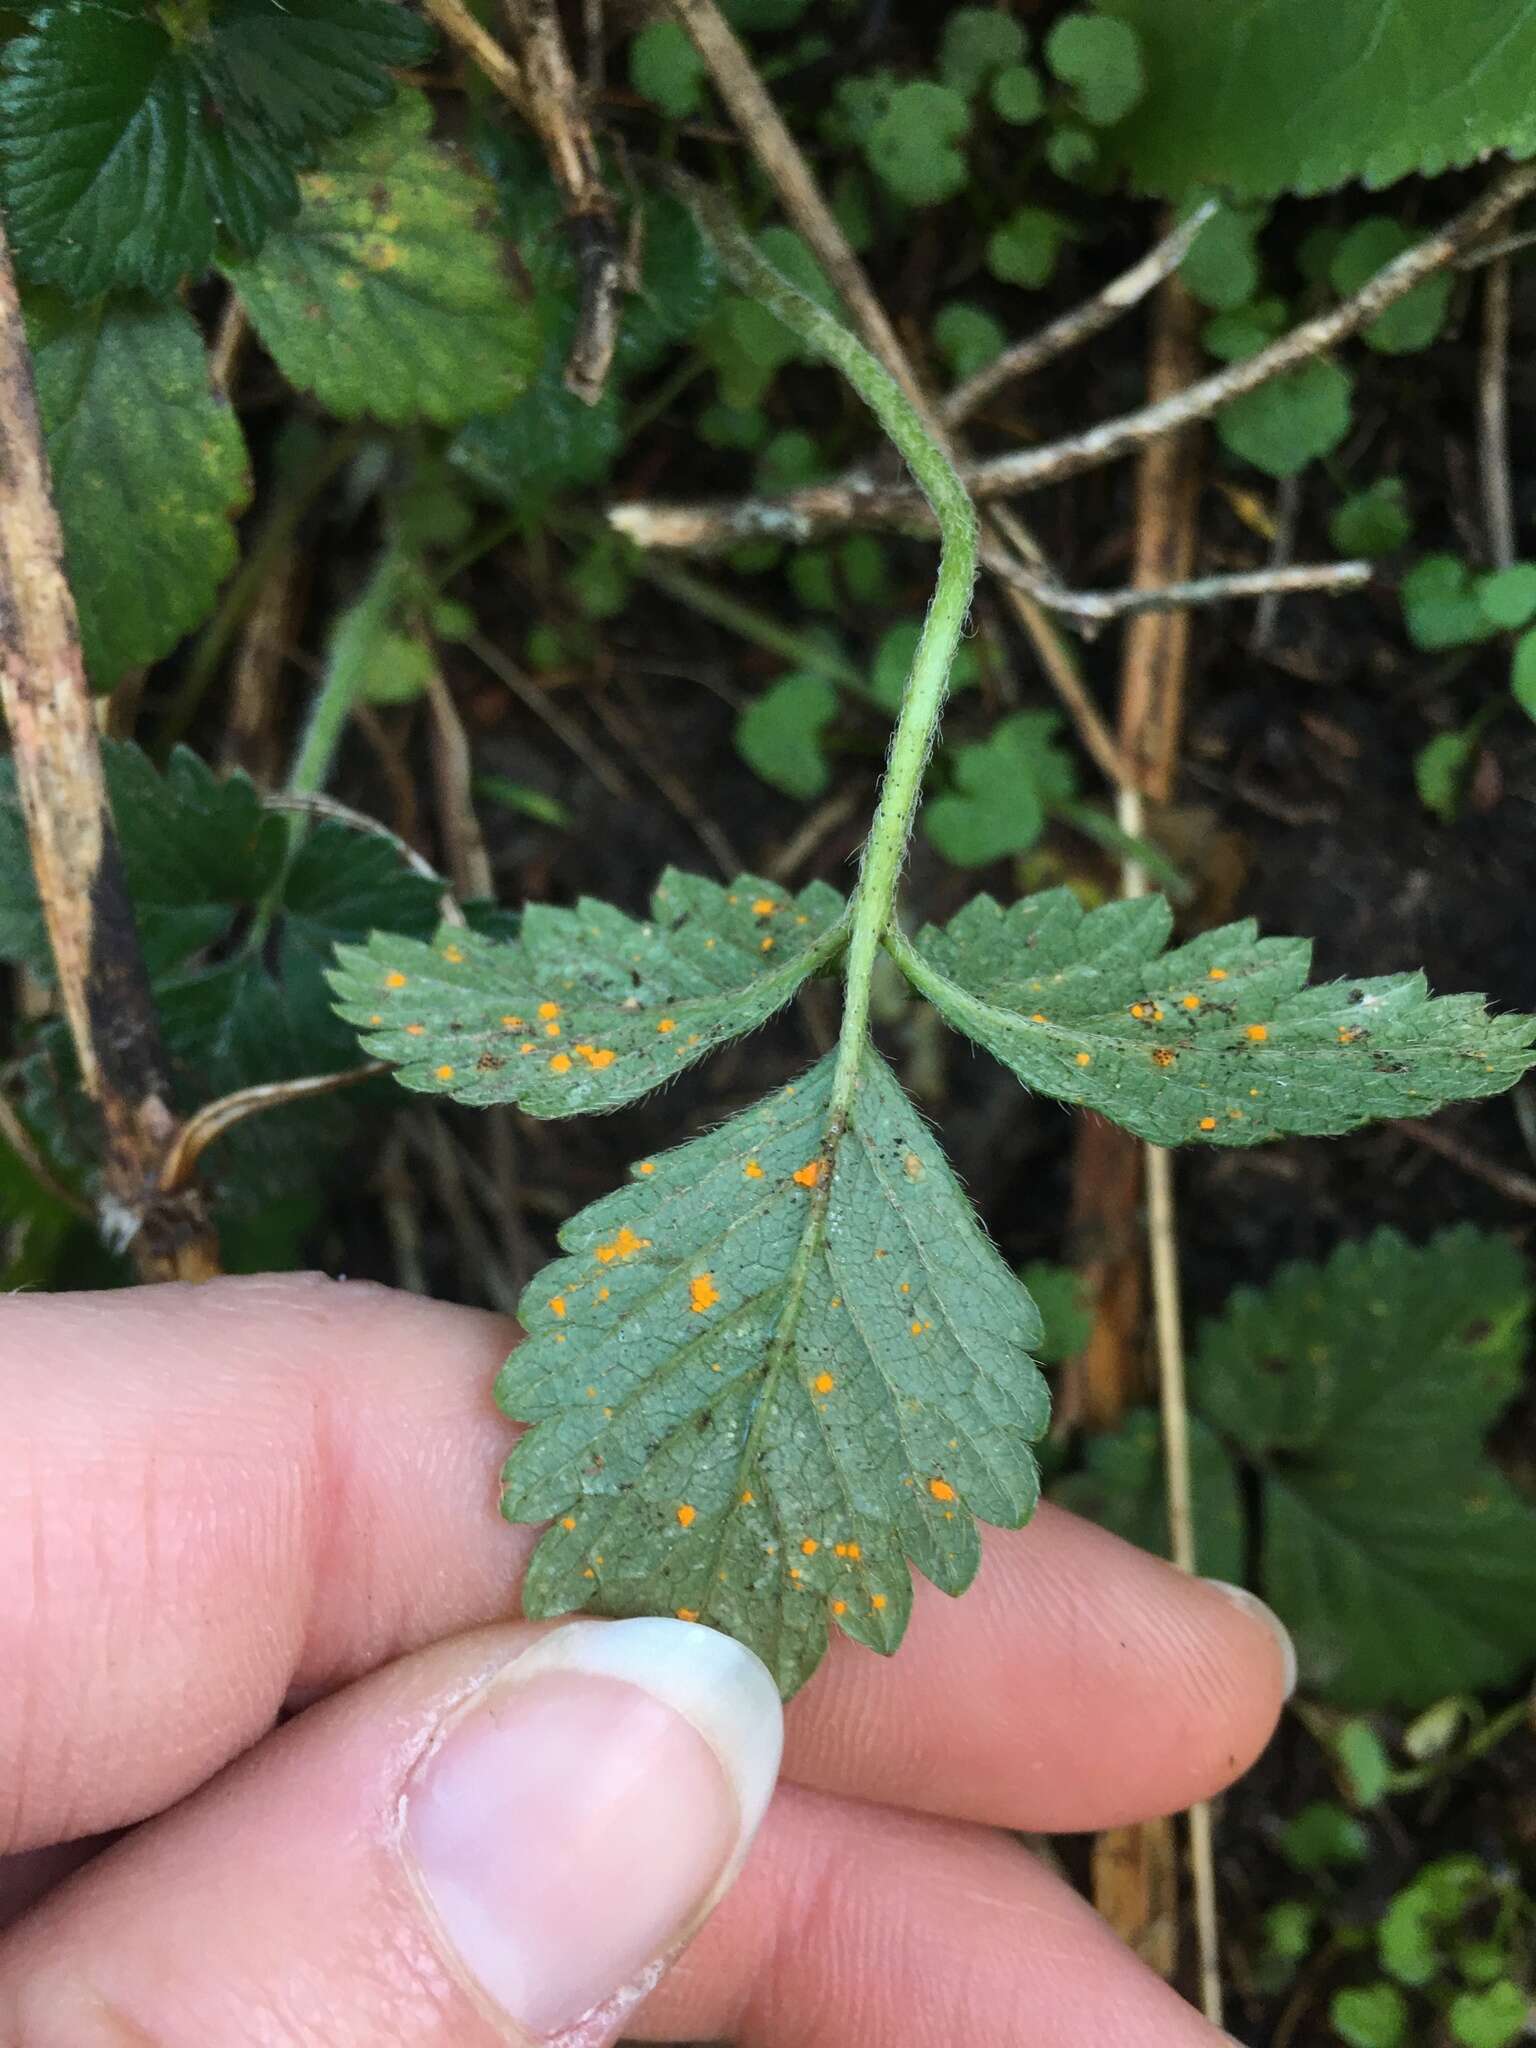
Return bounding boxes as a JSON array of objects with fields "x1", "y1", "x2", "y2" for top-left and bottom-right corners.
[
  {"x1": 27, "y1": 292, "x2": 249, "y2": 686},
  {"x1": 0, "y1": 0, "x2": 430, "y2": 296},
  {"x1": 1100, "y1": 0, "x2": 1536, "y2": 198},
  {"x1": 907, "y1": 890, "x2": 1536, "y2": 1146},
  {"x1": 0, "y1": 743, "x2": 283, "y2": 980},
  {"x1": 1052, "y1": 1408, "x2": 1246, "y2": 1581},
  {"x1": 1193, "y1": 1227, "x2": 1536, "y2": 1706},
  {"x1": 331, "y1": 872, "x2": 848, "y2": 1114},
  {"x1": 498, "y1": 1045, "x2": 1048, "y2": 1696}
]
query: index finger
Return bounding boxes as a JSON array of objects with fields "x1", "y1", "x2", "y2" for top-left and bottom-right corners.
[{"x1": 1, "y1": 1274, "x2": 1289, "y2": 1852}]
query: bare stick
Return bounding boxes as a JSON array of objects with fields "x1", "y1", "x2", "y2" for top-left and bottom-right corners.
[
  {"x1": 941, "y1": 203, "x2": 1216, "y2": 429},
  {"x1": 615, "y1": 161, "x2": 1536, "y2": 546},
  {"x1": 1479, "y1": 254, "x2": 1516, "y2": 570},
  {"x1": 502, "y1": 0, "x2": 623, "y2": 403},
  {"x1": 425, "y1": 670, "x2": 495, "y2": 902},
  {"x1": 0, "y1": 219, "x2": 219, "y2": 1279},
  {"x1": 209, "y1": 292, "x2": 247, "y2": 396},
  {"x1": 421, "y1": 0, "x2": 530, "y2": 113},
  {"x1": 983, "y1": 546, "x2": 1371, "y2": 621},
  {"x1": 1248, "y1": 473, "x2": 1302, "y2": 656},
  {"x1": 1119, "y1": 272, "x2": 1219, "y2": 2022},
  {"x1": 1116, "y1": 264, "x2": 1201, "y2": 800}
]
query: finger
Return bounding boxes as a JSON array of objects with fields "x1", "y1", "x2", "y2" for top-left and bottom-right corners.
[
  {"x1": 636, "y1": 1785, "x2": 1236, "y2": 2048},
  {"x1": 0, "y1": 1618, "x2": 1229, "y2": 2048},
  {"x1": 5, "y1": 1277, "x2": 1289, "y2": 1851},
  {"x1": 1, "y1": 1619, "x2": 783, "y2": 2048}
]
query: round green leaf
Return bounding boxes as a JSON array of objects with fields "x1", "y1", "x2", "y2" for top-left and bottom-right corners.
[{"x1": 1044, "y1": 12, "x2": 1145, "y2": 125}]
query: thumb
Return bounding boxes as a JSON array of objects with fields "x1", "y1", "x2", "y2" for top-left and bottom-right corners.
[{"x1": 1, "y1": 1618, "x2": 782, "y2": 2047}]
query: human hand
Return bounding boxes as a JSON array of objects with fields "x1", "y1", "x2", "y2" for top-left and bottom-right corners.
[{"x1": 0, "y1": 1274, "x2": 1290, "y2": 2045}]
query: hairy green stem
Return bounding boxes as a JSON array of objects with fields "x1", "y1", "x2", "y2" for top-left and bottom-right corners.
[{"x1": 684, "y1": 182, "x2": 979, "y2": 1123}]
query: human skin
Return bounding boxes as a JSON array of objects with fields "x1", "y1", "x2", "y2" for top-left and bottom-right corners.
[{"x1": 0, "y1": 1273, "x2": 1289, "y2": 2045}]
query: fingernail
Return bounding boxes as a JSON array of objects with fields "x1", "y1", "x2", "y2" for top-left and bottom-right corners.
[
  {"x1": 1201, "y1": 1579, "x2": 1298, "y2": 1700},
  {"x1": 404, "y1": 1619, "x2": 782, "y2": 2040}
]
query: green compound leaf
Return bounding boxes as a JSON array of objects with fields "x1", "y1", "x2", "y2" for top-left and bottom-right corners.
[
  {"x1": 0, "y1": 0, "x2": 431, "y2": 298},
  {"x1": 28, "y1": 292, "x2": 249, "y2": 687},
  {"x1": 330, "y1": 872, "x2": 849, "y2": 1115},
  {"x1": 1193, "y1": 1227, "x2": 1536, "y2": 1707},
  {"x1": 497, "y1": 1045, "x2": 1048, "y2": 1697},
  {"x1": 901, "y1": 889, "x2": 1536, "y2": 1147},
  {"x1": 222, "y1": 91, "x2": 537, "y2": 427},
  {"x1": 1099, "y1": 0, "x2": 1536, "y2": 199},
  {"x1": 1044, "y1": 11, "x2": 1145, "y2": 126}
]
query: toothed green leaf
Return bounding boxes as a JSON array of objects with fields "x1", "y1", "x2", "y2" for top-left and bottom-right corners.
[
  {"x1": 904, "y1": 890, "x2": 1536, "y2": 1147},
  {"x1": 0, "y1": 0, "x2": 432, "y2": 298},
  {"x1": 330, "y1": 872, "x2": 847, "y2": 1115},
  {"x1": 1192, "y1": 1227, "x2": 1536, "y2": 1706},
  {"x1": 221, "y1": 91, "x2": 537, "y2": 426},
  {"x1": 28, "y1": 292, "x2": 250, "y2": 686},
  {"x1": 1099, "y1": 0, "x2": 1536, "y2": 200},
  {"x1": 497, "y1": 1046, "x2": 1048, "y2": 1697},
  {"x1": 1052, "y1": 1408, "x2": 1246, "y2": 1582}
]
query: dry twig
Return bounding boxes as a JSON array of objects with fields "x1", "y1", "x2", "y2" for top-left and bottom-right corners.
[
  {"x1": 425, "y1": 670, "x2": 495, "y2": 901},
  {"x1": 0, "y1": 220, "x2": 219, "y2": 1279},
  {"x1": 941, "y1": 203, "x2": 1216, "y2": 429},
  {"x1": 501, "y1": 0, "x2": 624, "y2": 403},
  {"x1": 1479, "y1": 253, "x2": 1516, "y2": 571},
  {"x1": 982, "y1": 546, "x2": 1371, "y2": 623},
  {"x1": 421, "y1": 0, "x2": 530, "y2": 114}
]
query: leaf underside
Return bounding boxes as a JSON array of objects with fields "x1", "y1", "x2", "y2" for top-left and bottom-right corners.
[
  {"x1": 329, "y1": 871, "x2": 847, "y2": 1116},
  {"x1": 498, "y1": 1045, "x2": 1048, "y2": 1698},
  {"x1": 912, "y1": 891, "x2": 1535, "y2": 1148}
]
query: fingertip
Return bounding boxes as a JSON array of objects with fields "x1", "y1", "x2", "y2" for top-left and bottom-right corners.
[{"x1": 1197, "y1": 1580, "x2": 1297, "y2": 1703}]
